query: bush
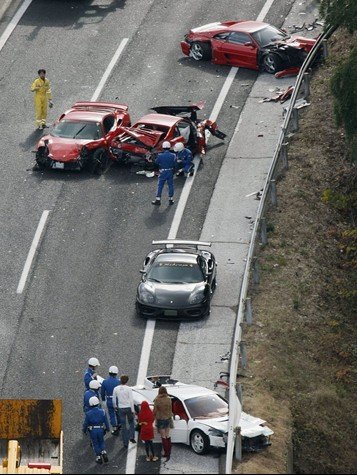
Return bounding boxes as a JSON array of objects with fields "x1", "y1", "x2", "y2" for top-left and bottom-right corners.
[{"x1": 320, "y1": 0, "x2": 357, "y2": 32}]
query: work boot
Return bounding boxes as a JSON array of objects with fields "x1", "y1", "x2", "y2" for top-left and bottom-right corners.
[
  {"x1": 95, "y1": 456, "x2": 103, "y2": 464},
  {"x1": 169, "y1": 198, "x2": 175, "y2": 205},
  {"x1": 129, "y1": 438, "x2": 136, "y2": 444},
  {"x1": 152, "y1": 198, "x2": 161, "y2": 206},
  {"x1": 101, "y1": 451, "x2": 109, "y2": 463}
]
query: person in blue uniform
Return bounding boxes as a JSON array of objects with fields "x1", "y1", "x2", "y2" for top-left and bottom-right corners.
[
  {"x1": 84, "y1": 357, "x2": 100, "y2": 390},
  {"x1": 83, "y1": 380, "x2": 101, "y2": 413},
  {"x1": 83, "y1": 396, "x2": 110, "y2": 464},
  {"x1": 101, "y1": 366, "x2": 121, "y2": 435},
  {"x1": 174, "y1": 142, "x2": 194, "y2": 176},
  {"x1": 152, "y1": 141, "x2": 177, "y2": 206}
]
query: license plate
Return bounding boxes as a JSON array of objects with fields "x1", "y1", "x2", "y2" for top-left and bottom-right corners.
[
  {"x1": 53, "y1": 162, "x2": 64, "y2": 169},
  {"x1": 164, "y1": 309, "x2": 178, "y2": 317}
]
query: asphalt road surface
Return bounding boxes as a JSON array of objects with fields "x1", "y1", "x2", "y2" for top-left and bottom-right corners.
[{"x1": 0, "y1": 0, "x2": 294, "y2": 473}]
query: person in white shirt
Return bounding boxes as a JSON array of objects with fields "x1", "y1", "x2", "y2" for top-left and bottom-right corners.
[{"x1": 113, "y1": 375, "x2": 136, "y2": 448}]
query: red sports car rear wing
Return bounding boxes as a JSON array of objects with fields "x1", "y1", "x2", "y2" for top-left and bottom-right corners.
[
  {"x1": 72, "y1": 101, "x2": 129, "y2": 112},
  {"x1": 151, "y1": 101, "x2": 206, "y2": 117}
]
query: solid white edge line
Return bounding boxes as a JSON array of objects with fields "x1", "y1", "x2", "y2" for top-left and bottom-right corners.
[
  {"x1": 16, "y1": 210, "x2": 50, "y2": 294},
  {"x1": 91, "y1": 38, "x2": 129, "y2": 101},
  {"x1": 256, "y1": 0, "x2": 275, "y2": 22},
  {"x1": 0, "y1": 0, "x2": 34, "y2": 53}
]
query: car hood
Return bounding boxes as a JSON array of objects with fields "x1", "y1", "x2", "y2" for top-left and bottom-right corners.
[
  {"x1": 37, "y1": 135, "x2": 92, "y2": 162},
  {"x1": 271, "y1": 35, "x2": 316, "y2": 50},
  {"x1": 139, "y1": 281, "x2": 205, "y2": 307},
  {"x1": 197, "y1": 412, "x2": 274, "y2": 438},
  {"x1": 118, "y1": 127, "x2": 163, "y2": 148}
]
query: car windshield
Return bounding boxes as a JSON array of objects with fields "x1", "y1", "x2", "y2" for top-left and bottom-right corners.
[
  {"x1": 252, "y1": 25, "x2": 288, "y2": 47},
  {"x1": 146, "y1": 261, "x2": 204, "y2": 284},
  {"x1": 184, "y1": 394, "x2": 229, "y2": 419},
  {"x1": 51, "y1": 120, "x2": 102, "y2": 140}
]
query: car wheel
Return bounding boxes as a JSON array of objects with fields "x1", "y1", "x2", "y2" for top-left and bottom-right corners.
[
  {"x1": 190, "y1": 429, "x2": 210, "y2": 455},
  {"x1": 263, "y1": 53, "x2": 283, "y2": 74},
  {"x1": 35, "y1": 148, "x2": 49, "y2": 170},
  {"x1": 90, "y1": 149, "x2": 109, "y2": 175},
  {"x1": 190, "y1": 42, "x2": 212, "y2": 61}
]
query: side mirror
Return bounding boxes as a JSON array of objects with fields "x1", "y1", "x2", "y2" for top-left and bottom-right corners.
[
  {"x1": 174, "y1": 415, "x2": 180, "y2": 421},
  {"x1": 207, "y1": 259, "x2": 214, "y2": 273}
]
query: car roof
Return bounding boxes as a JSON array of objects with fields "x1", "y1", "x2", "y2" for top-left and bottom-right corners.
[
  {"x1": 229, "y1": 21, "x2": 268, "y2": 33},
  {"x1": 133, "y1": 383, "x2": 218, "y2": 403},
  {"x1": 63, "y1": 110, "x2": 109, "y2": 123},
  {"x1": 155, "y1": 253, "x2": 198, "y2": 264},
  {"x1": 137, "y1": 113, "x2": 181, "y2": 127}
]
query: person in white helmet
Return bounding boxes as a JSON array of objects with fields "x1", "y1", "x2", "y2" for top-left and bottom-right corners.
[
  {"x1": 173, "y1": 142, "x2": 194, "y2": 177},
  {"x1": 152, "y1": 141, "x2": 177, "y2": 206},
  {"x1": 84, "y1": 357, "x2": 100, "y2": 390},
  {"x1": 83, "y1": 396, "x2": 110, "y2": 464},
  {"x1": 101, "y1": 366, "x2": 121, "y2": 435},
  {"x1": 83, "y1": 380, "x2": 101, "y2": 413}
]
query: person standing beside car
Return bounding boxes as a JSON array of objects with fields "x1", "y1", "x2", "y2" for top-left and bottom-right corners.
[
  {"x1": 101, "y1": 366, "x2": 121, "y2": 435},
  {"x1": 112, "y1": 375, "x2": 136, "y2": 448},
  {"x1": 30, "y1": 69, "x2": 53, "y2": 129},
  {"x1": 138, "y1": 401, "x2": 158, "y2": 462},
  {"x1": 153, "y1": 386, "x2": 173, "y2": 461},
  {"x1": 152, "y1": 141, "x2": 177, "y2": 206}
]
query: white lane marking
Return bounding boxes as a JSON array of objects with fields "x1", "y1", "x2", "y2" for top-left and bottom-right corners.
[
  {"x1": 91, "y1": 38, "x2": 129, "y2": 101},
  {"x1": 257, "y1": 0, "x2": 275, "y2": 21},
  {"x1": 136, "y1": 319, "x2": 156, "y2": 386},
  {"x1": 16, "y1": 210, "x2": 50, "y2": 294},
  {"x1": 0, "y1": 0, "x2": 34, "y2": 53}
]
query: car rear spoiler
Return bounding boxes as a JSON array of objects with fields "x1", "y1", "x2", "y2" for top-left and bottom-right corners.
[
  {"x1": 72, "y1": 101, "x2": 129, "y2": 112},
  {"x1": 152, "y1": 240, "x2": 211, "y2": 249},
  {"x1": 151, "y1": 101, "x2": 205, "y2": 121}
]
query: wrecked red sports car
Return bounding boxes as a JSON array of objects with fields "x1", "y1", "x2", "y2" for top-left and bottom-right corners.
[
  {"x1": 181, "y1": 21, "x2": 316, "y2": 73},
  {"x1": 110, "y1": 102, "x2": 226, "y2": 164},
  {"x1": 35, "y1": 101, "x2": 131, "y2": 173}
]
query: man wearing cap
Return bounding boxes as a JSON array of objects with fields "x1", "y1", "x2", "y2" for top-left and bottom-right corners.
[
  {"x1": 83, "y1": 396, "x2": 110, "y2": 464},
  {"x1": 84, "y1": 357, "x2": 100, "y2": 390},
  {"x1": 101, "y1": 366, "x2": 121, "y2": 435},
  {"x1": 174, "y1": 142, "x2": 194, "y2": 177},
  {"x1": 152, "y1": 141, "x2": 177, "y2": 206},
  {"x1": 83, "y1": 380, "x2": 101, "y2": 413}
]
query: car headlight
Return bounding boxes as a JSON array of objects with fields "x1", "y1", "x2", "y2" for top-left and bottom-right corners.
[
  {"x1": 140, "y1": 288, "x2": 155, "y2": 304},
  {"x1": 208, "y1": 428, "x2": 225, "y2": 438},
  {"x1": 188, "y1": 287, "x2": 206, "y2": 304}
]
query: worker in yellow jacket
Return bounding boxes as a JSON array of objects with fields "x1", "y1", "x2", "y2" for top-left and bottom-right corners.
[{"x1": 30, "y1": 69, "x2": 53, "y2": 129}]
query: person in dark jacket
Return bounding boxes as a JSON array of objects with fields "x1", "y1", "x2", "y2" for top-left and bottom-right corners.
[
  {"x1": 138, "y1": 401, "x2": 158, "y2": 462},
  {"x1": 83, "y1": 380, "x2": 101, "y2": 413},
  {"x1": 101, "y1": 366, "x2": 121, "y2": 435},
  {"x1": 152, "y1": 141, "x2": 177, "y2": 206},
  {"x1": 83, "y1": 396, "x2": 110, "y2": 464},
  {"x1": 84, "y1": 357, "x2": 100, "y2": 390},
  {"x1": 153, "y1": 386, "x2": 173, "y2": 461},
  {"x1": 174, "y1": 142, "x2": 194, "y2": 176}
]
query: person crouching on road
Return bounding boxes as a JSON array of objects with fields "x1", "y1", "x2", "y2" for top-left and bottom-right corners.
[
  {"x1": 84, "y1": 357, "x2": 100, "y2": 390},
  {"x1": 30, "y1": 69, "x2": 53, "y2": 130},
  {"x1": 83, "y1": 380, "x2": 101, "y2": 413},
  {"x1": 138, "y1": 401, "x2": 158, "y2": 462},
  {"x1": 152, "y1": 141, "x2": 177, "y2": 206},
  {"x1": 101, "y1": 366, "x2": 121, "y2": 435},
  {"x1": 113, "y1": 375, "x2": 136, "y2": 448},
  {"x1": 153, "y1": 386, "x2": 173, "y2": 461},
  {"x1": 83, "y1": 396, "x2": 110, "y2": 465},
  {"x1": 174, "y1": 142, "x2": 194, "y2": 177}
]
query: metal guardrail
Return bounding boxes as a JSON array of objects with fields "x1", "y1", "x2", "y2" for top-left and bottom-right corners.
[{"x1": 225, "y1": 25, "x2": 336, "y2": 474}]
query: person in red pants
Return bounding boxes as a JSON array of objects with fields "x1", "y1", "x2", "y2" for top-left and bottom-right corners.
[{"x1": 138, "y1": 401, "x2": 158, "y2": 462}]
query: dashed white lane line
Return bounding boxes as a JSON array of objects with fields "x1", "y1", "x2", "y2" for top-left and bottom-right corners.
[
  {"x1": 0, "y1": 0, "x2": 34, "y2": 53},
  {"x1": 16, "y1": 210, "x2": 50, "y2": 294},
  {"x1": 91, "y1": 38, "x2": 129, "y2": 101}
]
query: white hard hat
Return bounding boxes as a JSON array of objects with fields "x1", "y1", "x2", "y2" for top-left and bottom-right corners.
[
  {"x1": 88, "y1": 357, "x2": 100, "y2": 367},
  {"x1": 89, "y1": 380, "x2": 101, "y2": 390},
  {"x1": 89, "y1": 396, "x2": 100, "y2": 407},
  {"x1": 174, "y1": 142, "x2": 184, "y2": 152},
  {"x1": 109, "y1": 366, "x2": 119, "y2": 374},
  {"x1": 162, "y1": 141, "x2": 171, "y2": 149}
]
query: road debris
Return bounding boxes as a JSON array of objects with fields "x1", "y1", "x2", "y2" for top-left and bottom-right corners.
[{"x1": 259, "y1": 85, "x2": 294, "y2": 103}]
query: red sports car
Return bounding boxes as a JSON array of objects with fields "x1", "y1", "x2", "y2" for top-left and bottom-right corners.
[
  {"x1": 35, "y1": 101, "x2": 131, "y2": 173},
  {"x1": 181, "y1": 21, "x2": 316, "y2": 73},
  {"x1": 110, "y1": 102, "x2": 225, "y2": 164}
]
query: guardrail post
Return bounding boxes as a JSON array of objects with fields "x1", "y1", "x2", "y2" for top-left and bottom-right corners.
[
  {"x1": 234, "y1": 427, "x2": 242, "y2": 462},
  {"x1": 303, "y1": 72, "x2": 310, "y2": 100},
  {"x1": 270, "y1": 179, "x2": 277, "y2": 206},
  {"x1": 252, "y1": 256, "x2": 260, "y2": 284},
  {"x1": 280, "y1": 143, "x2": 289, "y2": 170},
  {"x1": 239, "y1": 341, "x2": 247, "y2": 369},
  {"x1": 291, "y1": 107, "x2": 299, "y2": 132},
  {"x1": 260, "y1": 217, "x2": 268, "y2": 245},
  {"x1": 236, "y1": 383, "x2": 243, "y2": 404},
  {"x1": 322, "y1": 38, "x2": 328, "y2": 59},
  {"x1": 245, "y1": 297, "x2": 253, "y2": 325}
]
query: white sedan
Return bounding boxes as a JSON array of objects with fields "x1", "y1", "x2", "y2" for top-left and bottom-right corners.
[{"x1": 132, "y1": 376, "x2": 273, "y2": 455}]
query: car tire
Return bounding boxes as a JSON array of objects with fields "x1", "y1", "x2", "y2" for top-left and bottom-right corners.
[
  {"x1": 90, "y1": 148, "x2": 109, "y2": 175},
  {"x1": 35, "y1": 147, "x2": 49, "y2": 170},
  {"x1": 190, "y1": 429, "x2": 210, "y2": 455},
  {"x1": 190, "y1": 42, "x2": 212, "y2": 61},
  {"x1": 263, "y1": 53, "x2": 283, "y2": 74}
]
